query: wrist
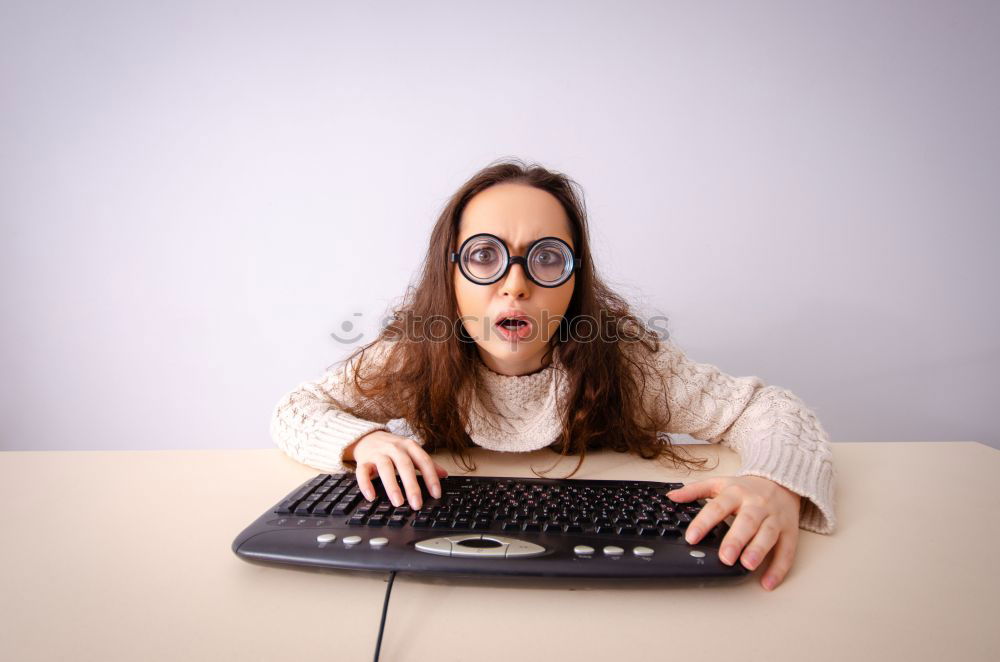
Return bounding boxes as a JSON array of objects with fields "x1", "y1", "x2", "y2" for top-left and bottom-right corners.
[{"x1": 342, "y1": 430, "x2": 382, "y2": 464}]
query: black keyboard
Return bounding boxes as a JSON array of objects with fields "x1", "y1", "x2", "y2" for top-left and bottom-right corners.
[{"x1": 232, "y1": 472, "x2": 748, "y2": 579}]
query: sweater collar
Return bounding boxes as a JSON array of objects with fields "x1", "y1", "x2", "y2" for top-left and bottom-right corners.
[
  {"x1": 474, "y1": 352, "x2": 564, "y2": 384},
  {"x1": 467, "y1": 351, "x2": 570, "y2": 449}
]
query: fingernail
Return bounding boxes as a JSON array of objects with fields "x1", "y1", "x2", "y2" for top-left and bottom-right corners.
[
  {"x1": 721, "y1": 546, "x2": 736, "y2": 564},
  {"x1": 432, "y1": 487, "x2": 441, "y2": 498},
  {"x1": 763, "y1": 576, "x2": 776, "y2": 590},
  {"x1": 745, "y1": 551, "x2": 760, "y2": 567},
  {"x1": 686, "y1": 528, "x2": 700, "y2": 543}
]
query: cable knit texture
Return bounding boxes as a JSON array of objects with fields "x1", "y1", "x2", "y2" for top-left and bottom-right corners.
[{"x1": 270, "y1": 339, "x2": 837, "y2": 535}]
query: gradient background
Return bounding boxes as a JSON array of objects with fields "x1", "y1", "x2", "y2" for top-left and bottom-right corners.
[{"x1": 2, "y1": 0, "x2": 997, "y2": 452}]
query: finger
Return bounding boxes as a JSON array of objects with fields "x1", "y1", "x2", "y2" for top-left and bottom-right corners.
[
  {"x1": 386, "y1": 448, "x2": 423, "y2": 510},
  {"x1": 404, "y1": 445, "x2": 443, "y2": 500},
  {"x1": 374, "y1": 456, "x2": 405, "y2": 507},
  {"x1": 759, "y1": 527, "x2": 799, "y2": 591},
  {"x1": 402, "y1": 440, "x2": 444, "y2": 498},
  {"x1": 354, "y1": 463, "x2": 376, "y2": 501},
  {"x1": 685, "y1": 489, "x2": 739, "y2": 545},
  {"x1": 738, "y1": 515, "x2": 782, "y2": 571},
  {"x1": 716, "y1": 505, "x2": 769, "y2": 566},
  {"x1": 666, "y1": 478, "x2": 720, "y2": 503}
]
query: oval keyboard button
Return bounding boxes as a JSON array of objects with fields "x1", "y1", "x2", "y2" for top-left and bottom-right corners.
[
  {"x1": 573, "y1": 545, "x2": 594, "y2": 556},
  {"x1": 414, "y1": 537, "x2": 453, "y2": 556},
  {"x1": 504, "y1": 540, "x2": 546, "y2": 558},
  {"x1": 633, "y1": 546, "x2": 655, "y2": 557},
  {"x1": 602, "y1": 545, "x2": 624, "y2": 556}
]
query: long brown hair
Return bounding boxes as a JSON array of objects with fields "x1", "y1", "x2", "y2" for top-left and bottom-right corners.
[{"x1": 334, "y1": 157, "x2": 713, "y2": 478}]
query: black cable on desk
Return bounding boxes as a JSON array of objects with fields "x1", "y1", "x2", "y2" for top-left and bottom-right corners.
[{"x1": 374, "y1": 571, "x2": 396, "y2": 662}]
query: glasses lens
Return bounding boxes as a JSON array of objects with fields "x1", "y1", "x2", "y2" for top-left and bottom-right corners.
[
  {"x1": 528, "y1": 239, "x2": 573, "y2": 284},
  {"x1": 461, "y1": 236, "x2": 506, "y2": 282}
]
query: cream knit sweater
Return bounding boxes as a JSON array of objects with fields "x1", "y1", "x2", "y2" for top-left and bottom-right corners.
[{"x1": 271, "y1": 339, "x2": 837, "y2": 535}]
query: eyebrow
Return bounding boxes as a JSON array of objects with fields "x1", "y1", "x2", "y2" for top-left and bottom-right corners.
[{"x1": 467, "y1": 234, "x2": 553, "y2": 251}]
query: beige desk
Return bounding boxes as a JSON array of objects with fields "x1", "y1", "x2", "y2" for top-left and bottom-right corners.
[{"x1": 1, "y1": 442, "x2": 997, "y2": 661}]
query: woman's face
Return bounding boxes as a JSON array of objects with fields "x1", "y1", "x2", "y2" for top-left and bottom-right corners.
[{"x1": 453, "y1": 183, "x2": 575, "y2": 376}]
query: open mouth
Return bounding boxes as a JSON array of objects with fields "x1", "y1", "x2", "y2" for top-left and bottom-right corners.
[{"x1": 495, "y1": 317, "x2": 532, "y2": 340}]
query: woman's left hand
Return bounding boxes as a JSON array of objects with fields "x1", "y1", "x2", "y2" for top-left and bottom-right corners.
[{"x1": 666, "y1": 476, "x2": 803, "y2": 591}]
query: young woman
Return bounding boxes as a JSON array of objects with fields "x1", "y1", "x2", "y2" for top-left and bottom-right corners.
[{"x1": 271, "y1": 159, "x2": 837, "y2": 591}]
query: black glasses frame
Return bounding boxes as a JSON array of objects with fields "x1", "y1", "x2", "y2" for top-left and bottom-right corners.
[{"x1": 449, "y1": 232, "x2": 582, "y2": 288}]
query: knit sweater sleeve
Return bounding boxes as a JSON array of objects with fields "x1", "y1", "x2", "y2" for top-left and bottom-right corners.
[
  {"x1": 270, "y1": 341, "x2": 399, "y2": 474},
  {"x1": 646, "y1": 339, "x2": 837, "y2": 535}
]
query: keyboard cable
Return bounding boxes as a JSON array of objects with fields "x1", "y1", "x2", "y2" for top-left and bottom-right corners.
[{"x1": 373, "y1": 570, "x2": 396, "y2": 662}]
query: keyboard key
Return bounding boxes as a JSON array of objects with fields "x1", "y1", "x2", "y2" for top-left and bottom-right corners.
[
  {"x1": 274, "y1": 500, "x2": 296, "y2": 514},
  {"x1": 293, "y1": 502, "x2": 315, "y2": 515},
  {"x1": 332, "y1": 495, "x2": 361, "y2": 515}
]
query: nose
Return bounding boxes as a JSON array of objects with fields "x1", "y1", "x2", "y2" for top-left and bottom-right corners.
[{"x1": 499, "y1": 262, "x2": 530, "y2": 299}]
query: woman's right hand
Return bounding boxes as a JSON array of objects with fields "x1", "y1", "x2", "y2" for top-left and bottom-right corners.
[{"x1": 345, "y1": 430, "x2": 448, "y2": 510}]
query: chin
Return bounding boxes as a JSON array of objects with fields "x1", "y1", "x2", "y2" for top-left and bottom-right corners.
[{"x1": 487, "y1": 340, "x2": 539, "y2": 355}]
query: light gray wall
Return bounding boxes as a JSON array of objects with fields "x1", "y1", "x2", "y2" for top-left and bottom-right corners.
[{"x1": 2, "y1": 1, "x2": 997, "y2": 452}]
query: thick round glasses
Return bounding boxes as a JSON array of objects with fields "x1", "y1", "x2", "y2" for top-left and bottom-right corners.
[{"x1": 450, "y1": 233, "x2": 581, "y2": 288}]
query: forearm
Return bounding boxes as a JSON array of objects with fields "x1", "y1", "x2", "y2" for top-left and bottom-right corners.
[
  {"x1": 713, "y1": 385, "x2": 837, "y2": 535},
  {"x1": 651, "y1": 339, "x2": 838, "y2": 534},
  {"x1": 270, "y1": 388, "x2": 392, "y2": 474}
]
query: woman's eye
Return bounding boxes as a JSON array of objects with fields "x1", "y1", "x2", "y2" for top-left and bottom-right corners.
[
  {"x1": 534, "y1": 250, "x2": 558, "y2": 264},
  {"x1": 471, "y1": 248, "x2": 497, "y2": 263}
]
